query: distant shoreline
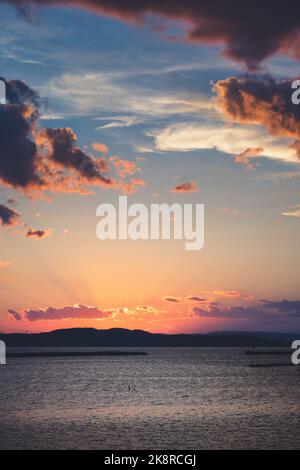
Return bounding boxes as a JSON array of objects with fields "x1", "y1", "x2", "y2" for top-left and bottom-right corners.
[
  {"x1": 1, "y1": 327, "x2": 298, "y2": 348},
  {"x1": 7, "y1": 351, "x2": 148, "y2": 358}
]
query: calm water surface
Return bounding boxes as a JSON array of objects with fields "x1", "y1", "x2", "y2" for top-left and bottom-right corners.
[{"x1": 0, "y1": 348, "x2": 299, "y2": 449}]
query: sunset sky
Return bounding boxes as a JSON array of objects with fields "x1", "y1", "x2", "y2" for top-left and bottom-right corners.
[{"x1": 1, "y1": 1, "x2": 300, "y2": 334}]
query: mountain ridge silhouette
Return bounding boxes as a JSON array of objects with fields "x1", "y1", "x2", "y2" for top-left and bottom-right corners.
[{"x1": 0, "y1": 327, "x2": 297, "y2": 347}]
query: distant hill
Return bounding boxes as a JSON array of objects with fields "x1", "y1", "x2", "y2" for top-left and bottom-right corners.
[
  {"x1": 0, "y1": 327, "x2": 297, "y2": 348},
  {"x1": 206, "y1": 331, "x2": 299, "y2": 343}
]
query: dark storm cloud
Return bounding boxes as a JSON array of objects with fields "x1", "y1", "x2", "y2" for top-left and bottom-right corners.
[
  {"x1": 3, "y1": 0, "x2": 300, "y2": 67},
  {"x1": 6, "y1": 78, "x2": 41, "y2": 111},
  {"x1": 40, "y1": 128, "x2": 113, "y2": 184},
  {"x1": 0, "y1": 204, "x2": 20, "y2": 226},
  {"x1": 0, "y1": 80, "x2": 42, "y2": 189},
  {"x1": 0, "y1": 79, "x2": 115, "y2": 194}
]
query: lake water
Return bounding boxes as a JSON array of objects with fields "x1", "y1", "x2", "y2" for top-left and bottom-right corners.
[{"x1": 0, "y1": 348, "x2": 299, "y2": 449}]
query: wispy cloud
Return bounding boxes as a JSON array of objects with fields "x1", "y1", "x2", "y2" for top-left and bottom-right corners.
[
  {"x1": 0, "y1": 259, "x2": 11, "y2": 269},
  {"x1": 152, "y1": 122, "x2": 299, "y2": 163},
  {"x1": 92, "y1": 143, "x2": 108, "y2": 154},
  {"x1": 94, "y1": 115, "x2": 143, "y2": 130},
  {"x1": 282, "y1": 204, "x2": 300, "y2": 218},
  {"x1": 41, "y1": 72, "x2": 217, "y2": 119},
  {"x1": 235, "y1": 147, "x2": 263, "y2": 170}
]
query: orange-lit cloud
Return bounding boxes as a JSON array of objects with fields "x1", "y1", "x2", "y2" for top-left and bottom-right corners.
[
  {"x1": 92, "y1": 142, "x2": 108, "y2": 154},
  {"x1": 9, "y1": 304, "x2": 112, "y2": 321},
  {"x1": 111, "y1": 157, "x2": 139, "y2": 178},
  {"x1": 168, "y1": 290, "x2": 252, "y2": 303},
  {"x1": 212, "y1": 290, "x2": 252, "y2": 299},
  {"x1": 214, "y1": 75, "x2": 300, "y2": 159},
  {"x1": 235, "y1": 147, "x2": 263, "y2": 170},
  {"x1": 36, "y1": 127, "x2": 114, "y2": 188},
  {"x1": 8, "y1": 303, "x2": 163, "y2": 325},
  {"x1": 8, "y1": 297, "x2": 300, "y2": 332},
  {"x1": 118, "y1": 178, "x2": 146, "y2": 195}
]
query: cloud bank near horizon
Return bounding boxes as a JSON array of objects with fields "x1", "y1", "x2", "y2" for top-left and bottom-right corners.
[
  {"x1": 8, "y1": 298, "x2": 300, "y2": 329},
  {"x1": 194, "y1": 299, "x2": 300, "y2": 323},
  {"x1": 8, "y1": 304, "x2": 111, "y2": 321}
]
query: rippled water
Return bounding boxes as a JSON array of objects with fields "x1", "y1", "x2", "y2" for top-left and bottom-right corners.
[{"x1": 0, "y1": 348, "x2": 299, "y2": 449}]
